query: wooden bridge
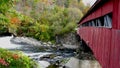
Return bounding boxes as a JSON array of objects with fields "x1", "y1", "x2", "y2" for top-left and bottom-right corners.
[{"x1": 77, "y1": 0, "x2": 120, "y2": 68}]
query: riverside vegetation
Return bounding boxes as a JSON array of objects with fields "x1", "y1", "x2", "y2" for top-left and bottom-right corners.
[
  {"x1": 0, "y1": 0, "x2": 90, "y2": 43},
  {"x1": 0, "y1": 0, "x2": 90, "y2": 68},
  {"x1": 0, "y1": 48, "x2": 37, "y2": 68}
]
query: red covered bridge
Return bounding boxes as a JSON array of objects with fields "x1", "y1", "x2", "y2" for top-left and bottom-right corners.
[{"x1": 77, "y1": 0, "x2": 120, "y2": 68}]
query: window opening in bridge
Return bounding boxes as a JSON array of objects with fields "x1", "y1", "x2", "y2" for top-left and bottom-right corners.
[
  {"x1": 95, "y1": 20, "x2": 98, "y2": 26},
  {"x1": 81, "y1": 13, "x2": 112, "y2": 28},
  {"x1": 88, "y1": 22, "x2": 92, "y2": 26},
  {"x1": 91, "y1": 21, "x2": 95, "y2": 26},
  {"x1": 104, "y1": 15, "x2": 112, "y2": 28},
  {"x1": 82, "y1": 23, "x2": 85, "y2": 27},
  {"x1": 96, "y1": 19, "x2": 101, "y2": 27},
  {"x1": 99, "y1": 17, "x2": 104, "y2": 26},
  {"x1": 85, "y1": 23, "x2": 88, "y2": 26},
  {"x1": 82, "y1": 23, "x2": 85, "y2": 26}
]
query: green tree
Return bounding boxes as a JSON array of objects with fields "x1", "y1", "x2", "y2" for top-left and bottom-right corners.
[
  {"x1": 0, "y1": 0, "x2": 15, "y2": 34},
  {"x1": 10, "y1": 0, "x2": 90, "y2": 42},
  {"x1": 68, "y1": 7, "x2": 83, "y2": 23}
]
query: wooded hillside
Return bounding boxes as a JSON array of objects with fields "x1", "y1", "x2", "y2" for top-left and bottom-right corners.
[{"x1": 0, "y1": 0, "x2": 90, "y2": 42}]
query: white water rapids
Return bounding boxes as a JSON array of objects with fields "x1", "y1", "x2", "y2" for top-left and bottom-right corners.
[
  {"x1": 0, "y1": 36, "x2": 101, "y2": 68},
  {"x1": 0, "y1": 36, "x2": 51, "y2": 68}
]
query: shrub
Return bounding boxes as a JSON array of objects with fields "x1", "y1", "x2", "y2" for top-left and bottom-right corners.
[{"x1": 0, "y1": 48, "x2": 38, "y2": 68}]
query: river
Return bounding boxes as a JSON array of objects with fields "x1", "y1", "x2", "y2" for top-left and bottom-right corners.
[{"x1": 0, "y1": 36, "x2": 101, "y2": 68}]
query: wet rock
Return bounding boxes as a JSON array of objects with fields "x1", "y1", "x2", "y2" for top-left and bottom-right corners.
[
  {"x1": 64, "y1": 57, "x2": 101, "y2": 68},
  {"x1": 62, "y1": 44, "x2": 79, "y2": 49},
  {"x1": 40, "y1": 54, "x2": 57, "y2": 60},
  {"x1": 55, "y1": 33, "x2": 80, "y2": 48},
  {"x1": 47, "y1": 64, "x2": 59, "y2": 68},
  {"x1": 10, "y1": 37, "x2": 42, "y2": 46},
  {"x1": 77, "y1": 51, "x2": 95, "y2": 60},
  {"x1": 38, "y1": 61, "x2": 50, "y2": 68}
]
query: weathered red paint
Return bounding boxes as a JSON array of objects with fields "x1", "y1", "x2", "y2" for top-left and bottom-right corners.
[
  {"x1": 95, "y1": 7, "x2": 102, "y2": 18},
  {"x1": 113, "y1": 0, "x2": 120, "y2": 29},
  {"x1": 78, "y1": 27, "x2": 112, "y2": 68},
  {"x1": 77, "y1": 0, "x2": 120, "y2": 68},
  {"x1": 80, "y1": 0, "x2": 113, "y2": 25},
  {"x1": 102, "y1": 0, "x2": 113, "y2": 15},
  {"x1": 110, "y1": 29, "x2": 120, "y2": 68}
]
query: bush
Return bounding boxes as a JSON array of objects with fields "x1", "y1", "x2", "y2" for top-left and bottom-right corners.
[{"x1": 0, "y1": 48, "x2": 38, "y2": 68}]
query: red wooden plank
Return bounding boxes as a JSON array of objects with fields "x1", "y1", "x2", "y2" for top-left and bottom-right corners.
[
  {"x1": 92, "y1": 28, "x2": 98, "y2": 56},
  {"x1": 118, "y1": 0, "x2": 120, "y2": 29},
  {"x1": 110, "y1": 29, "x2": 120, "y2": 68},
  {"x1": 103, "y1": 29, "x2": 111, "y2": 68},
  {"x1": 78, "y1": 27, "x2": 112, "y2": 68},
  {"x1": 112, "y1": 0, "x2": 119, "y2": 29},
  {"x1": 95, "y1": 7, "x2": 102, "y2": 18},
  {"x1": 96, "y1": 28, "x2": 102, "y2": 64},
  {"x1": 87, "y1": 14, "x2": 92, "y2": 21},
  {"x1": 102, "y1": 0, "x2": 113, "y2": 16}
]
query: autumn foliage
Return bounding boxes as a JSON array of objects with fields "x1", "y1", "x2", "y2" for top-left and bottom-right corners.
[{"x1": 10, "y1": 17, "x2": 20, "y2": 25}]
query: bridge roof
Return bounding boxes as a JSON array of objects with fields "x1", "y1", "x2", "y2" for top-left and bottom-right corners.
[{"x1": 78, "y1": 0, "x2": 109, "y2": 24}]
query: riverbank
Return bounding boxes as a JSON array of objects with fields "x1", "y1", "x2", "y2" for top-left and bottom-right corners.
[
  {"x1": 0, "y1": 36, "x2": 101, "y2": 68},
  {"x1": 64, "y1": 57, "x2": 101, "y2": 68}
]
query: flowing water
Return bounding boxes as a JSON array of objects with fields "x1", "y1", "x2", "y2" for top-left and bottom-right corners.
[
  {"x1": 0, "y1": 36, "x2": 21, "y2": 49},
  {"x1": 0, "y1": 36, "x2": 101, "y2": 68}
]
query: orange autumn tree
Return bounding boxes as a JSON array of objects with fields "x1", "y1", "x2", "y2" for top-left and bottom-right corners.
[
  {"x1": 8, "y1": 10, "x2": 22, "y2": 36},
  {"x1": 10, "y1": 17, "x2": 21, "y2": 25}
]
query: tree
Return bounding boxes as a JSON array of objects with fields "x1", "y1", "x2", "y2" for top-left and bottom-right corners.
[
  {"x1": 64, "y1": 0, "x2": 70, "y2": 8},
  {"x1": 68, "y1": 7, "x2": 83, "y2": 23},
  {"x1": 9, "y1": 0, "x2": 90, "y2": 42},
  {"x1": 0, "y1": 0, "x2": 15, "y2": 34}
]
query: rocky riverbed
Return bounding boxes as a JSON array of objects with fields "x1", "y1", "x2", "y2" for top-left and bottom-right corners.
[
  {"x1": 0, "y1": 36, "x2": 101, "y2": 68},
  {"x1": 0, "y1": 36, "x2": 77, "y2": 68}
]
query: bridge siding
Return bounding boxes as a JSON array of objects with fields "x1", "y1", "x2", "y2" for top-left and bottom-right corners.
[
  {"x1": 113, "y1": 0, "x2": 120, "y2": 29},
  {"x1": 110, "y1": 30, "x2": 120, "y2": 68},
  {"x1": 78, "y1": 27, "x2": 112, "y2": 68},
  {"x1": 78, "y1": 0, "x2": 120, "y2": 68},
  {"x1": 80, "y1": 0, "x2": 113, "y2": 24}
]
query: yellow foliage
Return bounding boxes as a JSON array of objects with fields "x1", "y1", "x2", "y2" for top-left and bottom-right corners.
[
  {"x1": 40, "y1": 25, "x2": 49, "y2": 32},
  {"x1": 9, "y1": 23, "x2": 18, "y2": 34}
]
